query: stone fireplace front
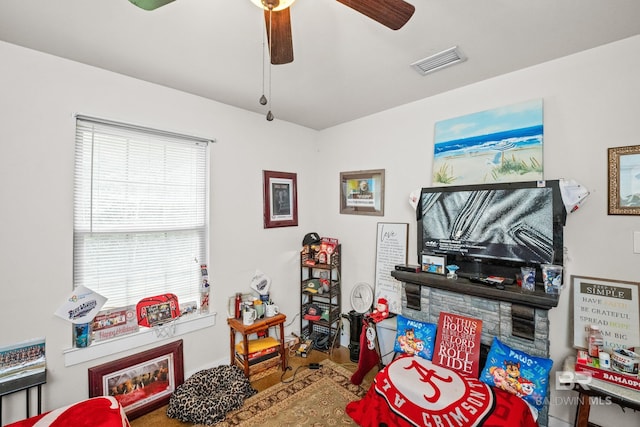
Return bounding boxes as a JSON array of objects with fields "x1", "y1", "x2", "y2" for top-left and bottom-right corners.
[{"x1": 391, "y1": 270, "x2": 559, "y2": 427}]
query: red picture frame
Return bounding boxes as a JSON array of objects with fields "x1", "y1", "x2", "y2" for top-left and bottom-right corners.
[
  {"x1": 88, "y1": 340, "x2": 184, "y2": 420},
  {"x1": 263, "y1": 170, "x2": 298, "y2": 228}
]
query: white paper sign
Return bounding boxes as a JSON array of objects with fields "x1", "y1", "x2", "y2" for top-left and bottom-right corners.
[
  {"x1": 54, "y1": 285, "x2": 107, "y2": 324},
  {"x1": 375, "y1": 223, "x2": 409, "y2": 314},
  {"x1": 250, "y1": 269, "x2": 271, "y2": 295}
]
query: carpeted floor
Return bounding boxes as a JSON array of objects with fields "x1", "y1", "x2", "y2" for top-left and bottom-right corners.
[
  {"x1": 206, "y1": 359, "x2": 368, "y2": 427},
  {"x1": 130, "y1": 346, "x2": 377, "y2": 427}
]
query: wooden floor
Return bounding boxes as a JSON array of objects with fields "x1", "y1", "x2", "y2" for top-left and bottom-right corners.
[
  {"x1": 251, "y1": 344, "x2": 377, "y2": 392},
  {"x1": 130, "y1": 345, "x2": 379, "y2": 426}
]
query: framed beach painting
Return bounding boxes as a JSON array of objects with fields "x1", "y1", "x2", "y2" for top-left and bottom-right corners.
[{"x1": 432, "y1": 99, "x2": 544, "y2": 186}]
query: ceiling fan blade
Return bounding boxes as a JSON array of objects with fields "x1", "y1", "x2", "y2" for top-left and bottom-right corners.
[
  {"x1": 336, "y1": 0, "x2": 415, "y2": 30},
  {"x1": 264, "y1": 8, "x2": 294, "y2": 65},
  {"x1": 129, "y1": 0, "x2": 176, "y2": 11}
]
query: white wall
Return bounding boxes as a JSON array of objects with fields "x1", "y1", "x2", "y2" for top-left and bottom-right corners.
[
  {"x1": 0, "y1": 40, "x2": 317, "y2": 424},
  {"x1": 316, "y1": 36, "x2": 640, "y2": 426},
  {"x1": 1, "y1": 35, "x2": 639, "y2": 426}
]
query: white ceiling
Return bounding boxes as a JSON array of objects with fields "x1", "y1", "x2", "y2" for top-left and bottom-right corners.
[{"x1": 1, "y1": 0, "x2": 639, "y2": 130}]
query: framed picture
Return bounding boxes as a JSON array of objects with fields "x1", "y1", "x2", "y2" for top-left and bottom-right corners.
[
  {"x1": 0, "y1": 337, "x2": 46, "y2": 382},
  {"x1": 89, "y1": 340, "x2": 184, "y2": 420},
  {"x1": 608, "y1": 145, "x2": 640, "y2": 215},
  {"x1": 263, "y1": 170, "x2": 298, "y2": 228},
  {"x1": 340, "y1": 169, "x2": 385, "y2": 216},
  {"x1": 571, "y1": 276, "x2": 639, "y2": 350},
  {"x1": 433, "y1": 99, "x2": 543, "y2": 186},
  {"x1": 421, "y1": 252, "x2": 447, "y2": 275}
]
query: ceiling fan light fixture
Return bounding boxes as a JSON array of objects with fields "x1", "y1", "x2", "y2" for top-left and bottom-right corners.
[
  {"x1": 250, "y1": 0, "x2": 296, "y2": 12},
  {"x1": 129, "y1": 0, "x2": 176, "y2": 11},
  {"x1": 410, "y1": 46, "x2": 467, "y2": 76}
]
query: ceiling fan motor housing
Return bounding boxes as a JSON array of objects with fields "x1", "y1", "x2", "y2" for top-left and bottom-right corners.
[{"x1": 252, "y1": 0, "x2": 295, "y2": 12}]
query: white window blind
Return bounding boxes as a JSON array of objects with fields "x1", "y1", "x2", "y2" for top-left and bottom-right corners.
[{"x1": 74, "y1": 116, "x2": 209, "y2": 309}]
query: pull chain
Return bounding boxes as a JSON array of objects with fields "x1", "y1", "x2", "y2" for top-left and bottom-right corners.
[
  {"x1": 259, "y1": 11, "x2": 267, "y2": 106},
  {"x1": 266, "y1": 6, "x2": 274, "y2": 121}
]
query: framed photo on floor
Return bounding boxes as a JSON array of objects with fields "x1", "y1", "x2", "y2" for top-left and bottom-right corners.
[
  {"x1": 263, "y1": 170, "x2": 298, "y2": 228},
  {"x1": 88, "y1": 340, "x2": 184, "y2": 420}
]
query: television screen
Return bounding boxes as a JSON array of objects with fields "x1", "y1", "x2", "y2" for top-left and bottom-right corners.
[{"x1": 418, "y1": 180, "x2": 565, "y2": 278}]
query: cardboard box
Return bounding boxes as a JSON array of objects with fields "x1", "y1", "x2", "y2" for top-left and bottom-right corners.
[
  {"x1": 296, "y1": 340, "x2": 314, "y2": 357},
  {"x1": 235, "y1": 337, "x2": 280, "y2": 355},
  {"x1": 575, "y1": 358, "x2": 640, "y2": 391},
  {"x1": 611, "y1": 348, "x2": 640, "y2": 375},
  {"x1": 92, "y1": 305, "x2": 139, "y2": 342},
  {"x1": 236, "y1": 345, "x2": 278, "y2": 362},
  {"x1": 235, "y1": 349, "x2": 279, "y2": 366}
]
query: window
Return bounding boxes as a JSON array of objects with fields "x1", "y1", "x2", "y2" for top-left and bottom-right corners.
[{"x1": 73, "y1": 116, "x2": 210, "y2": 309}]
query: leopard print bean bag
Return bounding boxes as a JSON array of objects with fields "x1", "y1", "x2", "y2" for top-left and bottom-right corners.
[{"x1": 167, "y1": 365, "x2": 257, "y2": 425}]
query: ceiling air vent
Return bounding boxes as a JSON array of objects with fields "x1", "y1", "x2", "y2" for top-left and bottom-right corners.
[{"x1": 411, "y1": 46, "x2": 466, "y2": 76}]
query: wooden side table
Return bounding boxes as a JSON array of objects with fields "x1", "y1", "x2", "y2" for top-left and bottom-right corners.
[
  {"x1": 562, "y1": 358, "x2": 640, "y2": 427},
  {"x1": 570, "y1": 378, "x2": 640, "y2": 427},
  {"x1": 228, "y1": 313, "x2": 287, "y2": 378}
]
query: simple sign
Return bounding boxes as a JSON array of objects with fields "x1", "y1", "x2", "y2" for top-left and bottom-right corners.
[
  {"x1": 375, "y1": 222, "x2": 409, "y2": 314},
  {"x1": 572, "y1": 275, "x2": 640, "y2": 350}
]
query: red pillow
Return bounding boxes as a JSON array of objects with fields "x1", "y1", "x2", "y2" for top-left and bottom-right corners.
[{"x1": 5, "y1": 396, "x2": 130, "y2": 427}]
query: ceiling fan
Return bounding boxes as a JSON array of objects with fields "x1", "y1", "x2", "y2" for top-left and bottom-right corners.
[{"x1": 128, "y1": 0, "x2": 416, "y2": 65}]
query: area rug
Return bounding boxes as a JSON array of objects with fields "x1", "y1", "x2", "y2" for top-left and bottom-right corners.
[{"x1": 202, "y1": 360, "x2": 369, "y2": 427}]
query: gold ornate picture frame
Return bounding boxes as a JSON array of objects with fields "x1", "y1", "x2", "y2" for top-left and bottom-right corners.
[{"x1": 608, "y1": 145, "x2": 640, "y2": 215}]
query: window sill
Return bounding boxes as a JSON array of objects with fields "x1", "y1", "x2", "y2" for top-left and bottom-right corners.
[{"x1": 63, "y1": 312, "x2": 217, "y2": 367}]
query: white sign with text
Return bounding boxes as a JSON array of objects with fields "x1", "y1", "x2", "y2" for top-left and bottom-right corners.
[
  {"x1": 375, "y1": 223, "x2": 409, "y2": 314},
  {"x1": 572, "y1": 275, "x2": 640, "y2": 350}
]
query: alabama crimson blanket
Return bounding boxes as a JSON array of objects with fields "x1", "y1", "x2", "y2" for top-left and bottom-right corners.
[
  {"x1": 346, "y1": 356, "x2": 537, "y2": 427},
  {"x1": 5, "y1": 396, "x2": 130, "y2": 427}
]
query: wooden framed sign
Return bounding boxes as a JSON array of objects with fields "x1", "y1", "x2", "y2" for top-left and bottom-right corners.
[
  {"x1": 433, "y1": 312, "x2": 483, "y2": 377},
  {"x1": 572, "y1": 275, "x2": 640, "y2": 351},
  {"x1": 374, "y1": 222, "x2": 409, "y2": 314}
]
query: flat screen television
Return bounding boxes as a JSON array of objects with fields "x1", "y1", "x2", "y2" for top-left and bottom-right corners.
[{"x1": 417, "y1": 180, "x2": 566, "y2": 281}]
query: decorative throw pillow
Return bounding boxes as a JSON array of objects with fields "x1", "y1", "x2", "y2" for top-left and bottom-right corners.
[
  {"x1": 479, "y1": 337, "x2": 553, "y2": 415},
  {"x1": 393, "y1": 315, "x2": 437, "y2": 360}
]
